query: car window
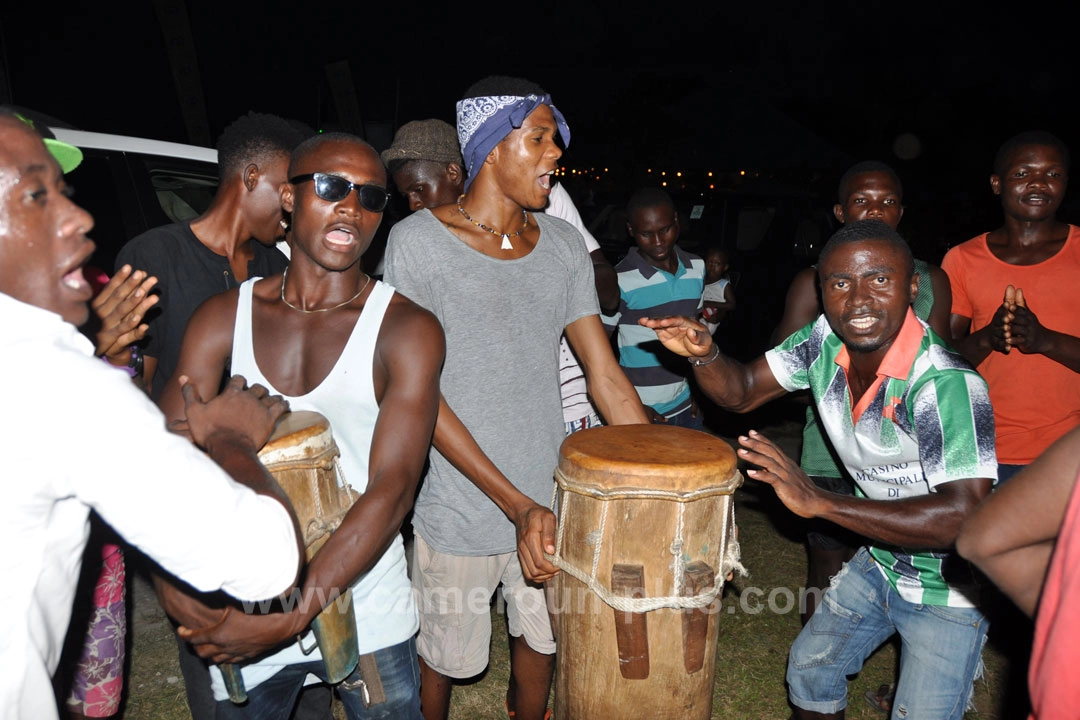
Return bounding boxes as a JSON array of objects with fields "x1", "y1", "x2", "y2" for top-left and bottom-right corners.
[{"x1": 139, "y1": 157, "x2": 218, "y2": 224}]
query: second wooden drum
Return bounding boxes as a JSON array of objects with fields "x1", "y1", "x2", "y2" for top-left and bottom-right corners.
[{"x1": 548, "y1": 424, "x2": 743, "y2": 719}]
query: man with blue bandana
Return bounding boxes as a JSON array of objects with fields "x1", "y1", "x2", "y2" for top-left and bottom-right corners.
[{"x1": 385, "y1": 77, "x2": 648, "y2": 720}]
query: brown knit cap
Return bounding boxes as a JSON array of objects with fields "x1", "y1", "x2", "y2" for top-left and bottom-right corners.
[{"x1": 380, "y1": 119, "x2": 463, "y2": 166}]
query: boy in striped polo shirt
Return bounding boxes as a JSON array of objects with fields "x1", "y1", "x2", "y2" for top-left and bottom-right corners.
[
  {"x1": 643, "y1": 219, "x2": 996, "y2": 719},
  {"x1": 606, "y1": 187, "x2": 706, "y2": 429}
]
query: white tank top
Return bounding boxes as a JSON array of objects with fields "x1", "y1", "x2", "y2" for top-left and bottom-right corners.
[{"x1": 210, "y1": 277, "x2": 418, "y2": 698}]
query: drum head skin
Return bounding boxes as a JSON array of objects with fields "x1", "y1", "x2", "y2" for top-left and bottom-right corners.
[
  {"x1": 557, "y1": 425, "x2": 740, "y2": 497},
  {"x1": 258, "y1": 411, "x2": 334, "y2": 464}
]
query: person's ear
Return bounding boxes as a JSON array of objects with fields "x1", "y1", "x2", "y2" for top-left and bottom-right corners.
[
  {"x1": 281, "y1": 181, "x2": 295, "y2": 213},
  {"x1": 626, "y1": 221, "x2": 634, "y2": 237},
  {"x1": 244, "y1": 163, "x2": 260, "y2": 192},
  {"x1": 833, "y1": 203, "x2": 845, "y2": 224},
  {"x1": 909, "y1": 272, "x2": 920, "y2": 305},
  {"x1": 898, "y1": 205, "x2": 905, "y2": 223},
  {"x1": 447, "y1": 162, "x2": 464, "y2": 190},
  {"x1": 990, "y1": 174, "x2": 1002, "y2": 196}
]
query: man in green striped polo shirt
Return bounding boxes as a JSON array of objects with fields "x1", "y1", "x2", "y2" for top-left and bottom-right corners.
[{"x1": 643, "y1": 219, "x2": 996, "y2": 719}]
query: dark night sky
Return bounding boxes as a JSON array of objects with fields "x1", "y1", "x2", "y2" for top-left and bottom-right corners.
[{"x1": 3, "y1": 1, "x2": 1079, "y2": 242}]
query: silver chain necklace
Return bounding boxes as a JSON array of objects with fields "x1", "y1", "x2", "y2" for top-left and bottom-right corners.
[{"x1": 279, "y1": 266, "x2": 371, "y2": 313}]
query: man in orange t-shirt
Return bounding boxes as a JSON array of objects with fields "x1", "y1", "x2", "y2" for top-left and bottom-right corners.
[{"x1": 942, "y1": 131, "x2": 1080, "y2": 482}]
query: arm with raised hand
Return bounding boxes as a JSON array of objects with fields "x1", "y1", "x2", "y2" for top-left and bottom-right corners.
[
  {"x1": 92, "y1": 264, "x2": 158, "y2": 372},
  {"x1": 638, "y1": 314, "x2": 788, "y2": 412}
]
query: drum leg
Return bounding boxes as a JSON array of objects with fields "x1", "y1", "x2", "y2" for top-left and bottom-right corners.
[
  {"x1": 611, "y1": 564, "x2": 649, "y2": 680},
  {"x1": 681, "y1": 561, "x2": 715, "y2": 673}
]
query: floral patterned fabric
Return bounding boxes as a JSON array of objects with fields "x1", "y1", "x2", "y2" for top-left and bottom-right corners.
[{"x1": 64, "y1": 544, "x2": 125, "y2": 717}]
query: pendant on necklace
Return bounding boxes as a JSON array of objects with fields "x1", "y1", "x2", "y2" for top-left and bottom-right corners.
[{"x1": 500, "y1": 234, "x2": 514, "y2": 250}]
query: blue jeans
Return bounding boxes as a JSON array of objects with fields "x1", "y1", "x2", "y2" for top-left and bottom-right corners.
[
  {"x1": 215, "y1": 637, "x2": 421, "y2": 720},
  {"x1": 660, "y1": 404, "x2": 705, "y2": 431},
  {"x1": 787, "y1": 547, "x2": 987, "y2": 718}
]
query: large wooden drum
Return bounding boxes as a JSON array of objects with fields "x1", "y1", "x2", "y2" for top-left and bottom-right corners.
[
  {"x1": 257, "y1": 411, "x2": 360, "y2": 683},
  {"x1": 221, "y1": 410, "x2": 362, "y2": 702},
  {"x1": 548, "y1": 425, "x2": 743, "y2": 719}
]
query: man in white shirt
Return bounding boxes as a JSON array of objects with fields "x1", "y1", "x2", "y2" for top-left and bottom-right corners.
[{"x1": 0, "y1": 108, "x2": 302, "y2": 720}]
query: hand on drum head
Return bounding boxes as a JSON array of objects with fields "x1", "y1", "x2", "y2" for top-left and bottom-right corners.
[
  {"x1": 515, "y1": 501, "x2": 560, "y2": 583},
  {"x1": 637, "y1": 315, "x2": 714, "y2": 359},
  {"x1": 181, "y1": 375, "x2": 290, "y2": 454},
  {"x1": 737, "y1": 430, "x2": 824, "y2": 520}
]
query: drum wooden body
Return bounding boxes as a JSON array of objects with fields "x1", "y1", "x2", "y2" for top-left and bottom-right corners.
[
  {"x1": 258, "y1": 411, "x2": 360, "y2": 684},
  {"x1": 549, "y1": 425, "x2": 742, "y2": 719}
]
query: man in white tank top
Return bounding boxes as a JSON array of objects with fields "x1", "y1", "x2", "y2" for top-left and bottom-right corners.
[{"x1": 154, "y1": 133, "x2": 445, "y2": 719}]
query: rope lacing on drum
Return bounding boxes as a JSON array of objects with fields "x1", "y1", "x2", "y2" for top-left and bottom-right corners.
[
  {"x1": 301, "y1": 456, "x2": 359, "y2": 547},
  {"x1": 547, "y1": 479, "x2": 747, "y2": 613}
]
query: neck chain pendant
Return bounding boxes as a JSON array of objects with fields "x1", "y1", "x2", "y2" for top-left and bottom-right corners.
[{"x1": 457, "y1": 194, "x2": 528, "y2": 251}]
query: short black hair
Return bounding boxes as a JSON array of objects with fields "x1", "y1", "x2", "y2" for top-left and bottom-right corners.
[
  {"x1": 216, "y1": 112, "x2": 308, "y2": 183},
  {"x1": 993, "y1": 130, "x2": 1071, "y2": 176},
  {"x1": 627, "y1": 187, "x2": 675, "y2": 218},
  {"x1": 837, "y1": 161, "x2": 902, "y2": 203},
  {"x1": 818, "y1": 219, "x2": 913, "y2": 280},
  {"x1": 288, "y1": 131, "x2": 383, "y2": 181},
  {"x1": 461, "y1": 76, "x2": 547, "y2": 100}
]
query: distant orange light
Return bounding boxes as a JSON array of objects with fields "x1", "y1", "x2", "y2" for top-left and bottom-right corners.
[
  {"x1": 661, "y1": 181, "x2": 667, "y2": 187},
  {"x1": 739, "y1": 170, "x2": 746, "y2": 176},
  {"x1": 676, "y1": 171, "x2": 682, "y2": 178}
]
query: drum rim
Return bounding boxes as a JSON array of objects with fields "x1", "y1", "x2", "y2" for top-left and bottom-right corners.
[{"x1": 554, "y1": 466, "x2": 743, "y2": 500}]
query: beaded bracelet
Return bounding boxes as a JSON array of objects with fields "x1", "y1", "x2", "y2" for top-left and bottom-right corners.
[
  {"x1": 102, "y1": 346, "x2": 141, "y2": 378},
  {"x1": 687, "y1": 344, "x2": 721, "y2": 367}
]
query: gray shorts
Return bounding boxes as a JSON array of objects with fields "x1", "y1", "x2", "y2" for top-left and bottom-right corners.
[{"x1": 411, "y1": 533, "x2": 556, "y2": 679}]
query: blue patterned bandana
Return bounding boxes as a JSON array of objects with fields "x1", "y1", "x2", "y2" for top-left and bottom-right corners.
[{"x1": 455, "y1": 94, "x2": 571, "y2": 191}]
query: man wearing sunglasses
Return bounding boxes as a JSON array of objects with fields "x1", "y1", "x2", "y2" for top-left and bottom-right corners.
[
  {"x1": 385, "y1": 76, "x2": 648, "y2": 720},
  {"x1": 113, "y1": 112, "x2": 329, "y2": 720},
  {"x1": 154, "y1": 131, "x2": 442, "y2": 719}
]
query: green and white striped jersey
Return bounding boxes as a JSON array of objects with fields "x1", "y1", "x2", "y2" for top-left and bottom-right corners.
[{"x1": 766, "y1": 310, "x2": 997, "y2": 607}]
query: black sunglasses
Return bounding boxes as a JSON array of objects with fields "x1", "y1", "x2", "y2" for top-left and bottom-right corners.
[{"x1": 290, "y1": 173, "x2": 391, "y2": 213}]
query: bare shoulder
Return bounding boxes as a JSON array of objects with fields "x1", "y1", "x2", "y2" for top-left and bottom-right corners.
[
  {"x1": 188, "y1": 287, "x2": 240, "y2": 337},
  {"x1": 379, "y1": 293, "x2": 445, "y2": 354}
]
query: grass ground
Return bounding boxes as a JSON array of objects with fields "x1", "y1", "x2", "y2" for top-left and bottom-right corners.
[{"x1": 116, "y1": 407, "x2": 1029, "y2": 718}]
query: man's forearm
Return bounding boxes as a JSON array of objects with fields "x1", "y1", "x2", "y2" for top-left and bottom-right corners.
[
  {"x1": 432, "y1": 396, "x2": 537, "y2": 520},
  {"x1": 588, "y1": 368, "x2": 649, "y2": 425},
  {"x1": 690, "y1": 352, "x2": 762, "y2": 412},
  {"x1": 1037, "y1": 330, "x2": 1080, "y2": 373},
  {"x1": 813, "y1": 482, "x2": 991, "y2": 549},
  {"x1": 952, "y1": 328, "x2": 993, "y2": 367}
]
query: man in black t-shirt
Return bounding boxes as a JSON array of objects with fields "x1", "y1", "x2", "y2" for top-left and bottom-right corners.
[{"x1": 116, "y1": 112, "x2": 306, "y2": 401}]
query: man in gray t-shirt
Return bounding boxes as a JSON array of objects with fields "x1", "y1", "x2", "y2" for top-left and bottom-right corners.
[{"x1": 384, "y1": 76, "x2": 647, "y2": 720}]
